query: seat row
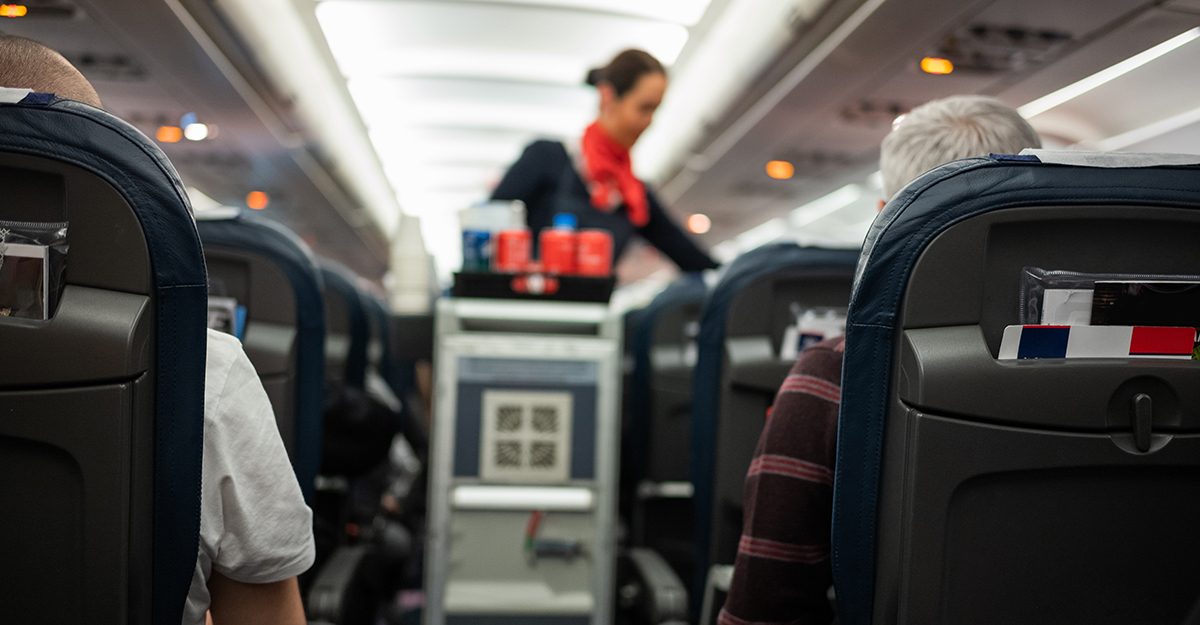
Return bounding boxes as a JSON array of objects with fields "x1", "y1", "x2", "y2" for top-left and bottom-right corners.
[
  {"x1": 0, "y1": 95, "x2": 429, "y2": 625},
  {"x1": 621, "y1": 152, "x2": 1200, "y2": 625}
]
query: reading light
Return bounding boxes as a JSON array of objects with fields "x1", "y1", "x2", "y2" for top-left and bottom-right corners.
[
  {"x1": 687, "y1": 213, "x2": 712, "y2": 234},
  {"x1": 156, "y1": 126, "x2": 183, "y2": 143},
  {"x1": 184, "y1": 123, "x2": 209, "y2": 141},
  {"x1": 765, "y1": 160, "x2": 795, "y2": 180},
  {"x1": 246, "y1": 191, "x2": 270, "y2": 210},
  {"x1": 919, "y1": 57, "x2": 954, "y2": 75}
]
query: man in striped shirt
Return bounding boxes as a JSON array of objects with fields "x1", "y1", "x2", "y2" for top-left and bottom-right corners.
[{"x1": 719, "y1": 96, "x2": 1042, "y2": 625}]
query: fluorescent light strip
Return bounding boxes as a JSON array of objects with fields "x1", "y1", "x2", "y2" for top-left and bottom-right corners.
[
  {"x1": 1018, "y1": 27, "x2": 1200, "y2": 118},
  {"x1": 790, "y1": 184, "x2": 862, "y2": 228},
  {"x1": 445, "y1": 0, "x2": 713, "y2": 26},
  {"x1": 735, "y1": 217, "x2": 788, "y2": 250},
  {"x1": 1084, "y1": 104, "x2": 1200, "y2": 152}
]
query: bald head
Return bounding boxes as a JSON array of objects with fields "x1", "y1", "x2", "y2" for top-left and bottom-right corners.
[{"x1": 0, "y1": 35, "x2": 101, "y2": 107}]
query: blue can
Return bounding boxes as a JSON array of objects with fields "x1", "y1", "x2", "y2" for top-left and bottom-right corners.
[{"x1": 462, "y1": 229, "x2": 492, "y2": 272}]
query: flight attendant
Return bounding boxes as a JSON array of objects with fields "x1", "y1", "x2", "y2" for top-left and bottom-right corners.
[{"x1": 492, "y1": 49, "x2": 718, "y2": 271}]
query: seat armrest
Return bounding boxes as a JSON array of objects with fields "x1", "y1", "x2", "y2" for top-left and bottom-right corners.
[
  {"x1": 306, "y1": 545, "x2": 369, "y2": 624},
  {"x1": 699, "y1": 564, "x2": 734, "y2": 625},
  {"x1": 636, "y1": 480, "x2": 694, "y2": 501},
  {"x1": 623, "y1": 547, "x2": 689, "y2": 624}
]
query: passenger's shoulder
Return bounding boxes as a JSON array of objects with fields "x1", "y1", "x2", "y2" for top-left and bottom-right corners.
[
  {"x1": 791, "y1": 336, "x2": 846, "y2": 374},
  {"x1": 204, "y1": 329, "x2": 246, "y2": 391},
  {"x1": 205, "y1": 328, "x2": 242, "y2": 364}
]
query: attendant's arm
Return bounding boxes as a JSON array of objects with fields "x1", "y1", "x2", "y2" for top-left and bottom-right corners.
[
  {"x1": 207, "y1": 573, "x2": 305, "y2": 625},
  {"x1": 638, "y1": 190, "x2": 718, "y2": 271}
]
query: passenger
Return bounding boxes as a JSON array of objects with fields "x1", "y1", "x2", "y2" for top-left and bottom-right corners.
[
  {"x1": 491, "y1": 49, "x2": 718, "y2": 272},
  {"x1": 718, "y1": 95, "x2": 1041, "y2": 625},
  {"x1": 0, "y1": 36, "x2": 313, "y2": 625}
]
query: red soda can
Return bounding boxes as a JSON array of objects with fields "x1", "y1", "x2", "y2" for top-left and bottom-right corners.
[
  {"x1": 576, "y1": 229, "x2": 613, "y2": 276},
  {"x1": 539, "y1": 228, "x2": 577, "y2": 275},
  {"x1": 493, "y1": 228, "x2": 532, "y2": 273}
]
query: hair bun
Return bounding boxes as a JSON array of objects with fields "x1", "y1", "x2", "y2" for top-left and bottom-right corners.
[{"x1": 585, "y1": 67, "x2": 604, "y2": 87}]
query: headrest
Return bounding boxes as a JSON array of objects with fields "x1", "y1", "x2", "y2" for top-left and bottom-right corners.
[
  {"x1": 1018, "y1": 148, "x2": 1200, "y2": 168},
  {"x1": 0, "y1": 87, "x2": 33, "y2": 103}
]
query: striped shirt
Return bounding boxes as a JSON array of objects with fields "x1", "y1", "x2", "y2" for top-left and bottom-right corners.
[{"x1": 719, "y1": 336, "x2": 845, "y2": 625}]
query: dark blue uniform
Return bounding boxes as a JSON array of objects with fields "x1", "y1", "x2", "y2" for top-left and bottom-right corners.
[{"x1": 491, "y1": 140, "x2": 718, "y2": 271}]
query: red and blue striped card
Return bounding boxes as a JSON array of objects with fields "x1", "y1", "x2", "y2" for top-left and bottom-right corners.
[{"x1": 999, "y1": 325, "x2": 1197, "y2": 360}]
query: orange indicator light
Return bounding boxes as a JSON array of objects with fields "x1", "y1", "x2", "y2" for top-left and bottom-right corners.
[
  {"x1": 246, "y1": 191, "x2": 270, "y2": 210},
  {"x1": 765, "y1": 160, "x2": 795, "y2": 180},
  {"x1": 0, "y1": 4, "x2": 29, "y2": 18},
  {"x1": 156, "y1": 126, "x2": 183, "y2": 143},
  {"x1": 920, "y1": 57, "x2": 955, "y2": 75}
]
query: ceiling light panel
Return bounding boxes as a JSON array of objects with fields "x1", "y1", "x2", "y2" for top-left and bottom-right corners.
[
  {"x1": 433, "y1": 0, "x2": 713, "y2": 27},
  {"x1": 317, "y1": 1, "x2": 690, "y2": 82},
  {"x1": 350, "y1": 78, "x2": 595, "y2": 136},
  {"x1": 368, "y1": 128, "x2": 533, "y2": 169},
  {"x1": 385, "y1": 163, "x2": 504, "y2": 194},
  {"x1": 1018, "y1": 27, "x2": 1200, "y2": 118}
]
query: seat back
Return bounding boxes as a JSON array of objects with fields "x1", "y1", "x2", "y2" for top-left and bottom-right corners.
[
  {"x1": 319, "y1": 263, "x2": 393, "y2": 478},
  {"x1": 196, "y1": 213, "x2": 325, "y2": 501},
  {"x1": 833, "y1": 154, "x2": 1200, "y2": 625},
  {"x1": 631, "y1": 274, "x2": 707, "y2": 486},
  {"x1": 321, "y1": 263, "x2": 369, "y2": 392},
  {"x1": 623, "y1": 276, "x2": 705, "y2": 585},
  {"x1": 0, "y1": 95, "x2": 206, "y2": 625},
  {"x1": 691, "y1": 244, "x2": 858, "y2": 600},
  {"x1": 389, "y1": 312, "x2": 434, "y2": 454},
  {"x1": 364, "y1": 293, "x2": 396, "y2": 389},
  {"x1": 620, "y1": 305, "x2": 648, "y2": 489}
]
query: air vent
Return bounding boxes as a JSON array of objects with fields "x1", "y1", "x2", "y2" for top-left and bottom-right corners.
[
  {"x1": 840, "y1": 100, "x2": 909, "y2": 128},
  {"x1": 728, "y1": 180, "x2": 798, "y2": 198},
  {"x1": 480, "y1": 390, "x2": 573, "y2": 483},
  {"x1": 931, "y1": 23, "x2": 1073, "y2": 74},
  {"x1": 66, "y1": 52, "x2": 145, "y2": 81}
]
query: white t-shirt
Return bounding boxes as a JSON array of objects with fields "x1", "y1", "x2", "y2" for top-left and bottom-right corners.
[{"x1": 181, "y1": 330, "x2": 317, "y2": 625}]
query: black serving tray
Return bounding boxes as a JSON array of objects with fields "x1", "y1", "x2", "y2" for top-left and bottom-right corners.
[{"x1": 452, "y1": 271, "x2": 616, "y2": 303}]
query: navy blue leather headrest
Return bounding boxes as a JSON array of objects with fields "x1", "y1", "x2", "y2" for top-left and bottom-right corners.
[
  {"x1": 0, "y1": 96, "x2": 207, "y2": 625},
  {"x1": 197, "y1": 213, "x2": 326, "y2": 502},
  {"x1": 832, "y1": 155, "x2": 1200, "y2": 625}
]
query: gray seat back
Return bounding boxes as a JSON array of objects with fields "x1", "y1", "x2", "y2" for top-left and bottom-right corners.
[
  {"x1": 0, "y1": 97, "x2": 206, "y2": 625},
  {"x1": 197, "y1": 214, "x2": 326, "y2": 501},
  {"x1": 708, "y1": 263, "x2": 854, "y2": 565},
  {"x1": 833, "y1": 155, "x2": 1200, "y2": 625},
  {"x1": 204, "y1": 236, "x2": 300, "y2": 447},
  {"x1": 689, "y1": 243, "x2": 857, "y2": 604}
]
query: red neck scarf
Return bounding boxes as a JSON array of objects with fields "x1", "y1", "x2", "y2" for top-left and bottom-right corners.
[{"x1": 581, "y1": 121, "x2": 649, "y2": 227}]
